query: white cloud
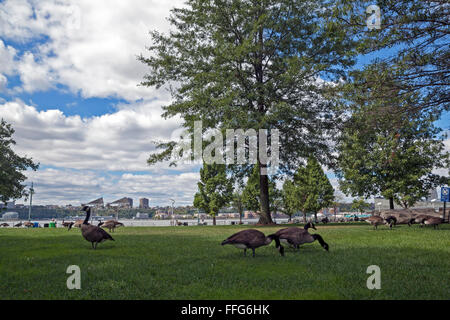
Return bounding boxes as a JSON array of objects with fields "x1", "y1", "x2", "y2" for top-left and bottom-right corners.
[
  {"x1": 0, "y1": 99, "x2": 189, "y2": 171},
  {"x1": 0, "y1": 0, "x2": 184, "y2": 99},
  {"x1": 22, "y1": 168, "x2": 199, "y2": 206}
]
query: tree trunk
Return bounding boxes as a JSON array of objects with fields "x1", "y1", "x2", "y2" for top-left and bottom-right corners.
[
  {"x1": 213, "y1": 215, "x2": 216, "y2": 226},
  {"x1": 303, "y1": 212, "x2": 306, "y2": 223},
  {"x1": 389, "y1": 197, "x2": 394, "y2": 210},
  {"x1": 258, "y1": 164, "x2": 273, "y2": 224},
  {"x1": 314, "y1": 212, "x2": 317, "y2": 223}
]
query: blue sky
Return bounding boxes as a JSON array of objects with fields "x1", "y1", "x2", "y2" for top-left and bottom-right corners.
[{"x1": 0, "y1": 0, "x2": 448, "y2": 206}]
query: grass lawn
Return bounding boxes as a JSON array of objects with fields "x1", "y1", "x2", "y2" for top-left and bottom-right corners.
[{"x1": 0, "y1": 223, "x2": 449, "y2": 300}]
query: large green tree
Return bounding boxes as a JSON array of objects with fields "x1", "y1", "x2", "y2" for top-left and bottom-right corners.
[
  {"x1": 140, "y1": 0, "x2": 357, "y2": 224},
  {"x1": 294, "y1": 157, "x2": 335, "y2": 223},
  {"x1": 0, "y1": 119, "x2": 39, "y2": 206},
  {"x1": 193, "y1": 162, "x2": 233, "y2": 225}
]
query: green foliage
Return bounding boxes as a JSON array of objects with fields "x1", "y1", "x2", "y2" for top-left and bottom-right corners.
[
  {"x1": 350, "y1": 198, "x2": 370, "y2": 213},
  {"x1": 193, "y1": 162, "x2": 233, "y2": 224},
  {"x1": 337, "y1": 67, "x2": 449, "y2": 209},
  {"x1": 0, "y1": 119, "x2": 39, "y2": 205},
  {"x1": 281, "y1": 179, "x2": 298, "y2": 220},
  {"x1": 333, "y1": 0, "x2": 449, "y2": 114},
  {"x1": 294, "y1": 157, "x2": 335, "y2": 221},
  {"x1": 139, "y1": 0, "x2": 358, "y2": 223}
]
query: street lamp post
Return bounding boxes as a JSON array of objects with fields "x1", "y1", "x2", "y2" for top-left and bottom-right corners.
[
  {"x1": 28, "y1": 182, "x2": 34, "y2": 221},
  {"x1": 170, "y1": 198, "x2": 175, "y2": 226}
]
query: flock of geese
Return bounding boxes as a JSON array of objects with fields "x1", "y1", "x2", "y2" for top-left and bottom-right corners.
[
  {"x1": 365, "y1": 214, "x2": 445, "y2": 230},
  {"x1": 221, "y1": 222, "x2": 329, "y2": 257}
]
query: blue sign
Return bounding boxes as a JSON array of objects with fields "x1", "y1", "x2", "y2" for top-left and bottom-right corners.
[{"x1": 441, "y1": 187, "x2": 450, "y2": 202}]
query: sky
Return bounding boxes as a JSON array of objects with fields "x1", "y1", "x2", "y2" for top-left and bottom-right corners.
[{"x1": 0, "y1": 0, "x2": 449, "y2": 207}]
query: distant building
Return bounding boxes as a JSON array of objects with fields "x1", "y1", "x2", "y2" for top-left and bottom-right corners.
[
  {"x1": 0, "y1": 201, "x2": 15, "y2": 209},
  {"x1": 375, "y1": 188, "x2": 444, "y2": 211},
  {"x1": 2, "y1": 212, "x2": 19, "y2": 220},
  {"x1": 108, "y1": 197, "x2": 133, "y2": 208},
  {"x1": 84, "y1": 197, "x2": 104, "y2": 208},
  {"x1": 136, "y1": 212, "x2": 149, "y2": 219},
  {"x1": 139, "y1": 198, "x2": 149, "y2": 209}
]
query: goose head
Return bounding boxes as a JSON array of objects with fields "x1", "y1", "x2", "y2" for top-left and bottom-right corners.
[{"x1": 305, "y1": 222, "x2": 316, "y2": 230}]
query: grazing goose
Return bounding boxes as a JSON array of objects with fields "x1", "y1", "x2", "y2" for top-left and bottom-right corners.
[
  {"x1": 384, "y1": 216, "x2": 397, "y2": 229},
  {"x1": 100, "y1": 220, "x2": 124, "y2": 232},
  {"x1": 423, "y1": 217, "x2": 445, "y2": 229},
  {"x1": 413, "y1": 214, "x2": 434, "y2": 227},
  {"x1": 14, "y1": 221, "x2": 22, "y2": 227},
  {"x1": 364, "y1": 216, "x2": 387, "y2": 229},
  {"x1": 273, "y1": 224, "x2": 329, "y2": 252},
  {"x1": 61, "y1": 220, "x2": 73, "y2": 228},
  {"x1": 80, "y1": 206, "x2": 114, "y2": 249},
  {"x1": 0, "y1": 223, "x2": 9, "y2": 227},
  {"x1": 24, "y1": 221, "x2": 34, "y2": 228},
  {"x1": 278, "y1": 222, "x2": 316, "y2": 247},
  {"x1": 221, "y1": 229, "x2": 284, "y2": 257}
]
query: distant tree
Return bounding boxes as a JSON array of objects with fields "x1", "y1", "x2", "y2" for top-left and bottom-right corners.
[
  {"x1": 0, "y1": 119, "x2": 39, "y2": 206},
  {"x1": 193, "y1": 162, "x2": 233, "y2": 225},
  {"x1": 294, "y1": 157, "x2": 335, "y2": 223},
  {"x1": 281, "y1": 179, "x2": 298, "y2": 222},
  {"x1": 231, "y1": 189, "x2": 244, "y2": 224},
  {"x1": 351, "y1": 198, "x2": 371, "y2": 214}
]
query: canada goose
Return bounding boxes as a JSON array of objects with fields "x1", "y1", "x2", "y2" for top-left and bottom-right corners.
[
  {"x1": 14, "y1": 221, "x2": 22, "y2": 227},
  {"x1": 100, "y1": 220, "x2": 124, "y2": 232},
  {"x1": 0, "y1": 223, "x2": 9, "y2": 227},
  {"x1": 423, "y1": 217, "x2": 445, "y2": 229},
  {"x1": 221, "y1": 229, "x2": 284, "y2": 257},
  {"x1": 61, "y1": 220, "x2": 73, "y2": 228},
  {"x1": 413, "y1": 214, "x2": 434, "y2": 227},
  {"x1": 97, "y1": 221, "x2": 104, "y2": 227},
  {"x1": 273, "y1": 224, "x2": 329, "y2": 252},
  {"x1": 278, "y1": 222, "x2": 316, "y2": 247},
  {"x1": 384, "y1": 216, "x2": 397, "y2": 229},
  {"x1": 24, "y1": 221, "x2": 34, "y2": 228},
  {"x1": 80, "y1": 206, "x2": 114, "y2": 249},
  {"x1": 364, "y1": 216, "x2": 387, "y2": 229}
]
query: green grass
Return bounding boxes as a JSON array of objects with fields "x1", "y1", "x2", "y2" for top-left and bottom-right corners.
[{"x1": 0, "y1": 223, "x2": 449, "y2": 300}]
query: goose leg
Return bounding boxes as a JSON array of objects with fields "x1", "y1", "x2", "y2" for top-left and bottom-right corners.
[
  {"x1": 91, "y1": 242, "x2": 94, "y2": 249},
  {"x1": 243, "y1": 249, "x2": 246, "y2": 256},
  {"x1": 94, "y1": 242, "x2": 98, "y2": 249},
  {"x1": 252, "y1": 248, "x2": 255, "y2": 257}
]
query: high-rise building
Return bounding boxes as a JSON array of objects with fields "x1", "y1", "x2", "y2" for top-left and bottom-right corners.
[
  {"x1": 139, "y1": 198, "x2": 149, "y2": 209},
  {"x1": 108, "y1": 197, "x2": 133, "y2": 208}
]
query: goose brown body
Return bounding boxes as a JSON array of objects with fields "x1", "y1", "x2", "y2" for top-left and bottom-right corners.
[
  {"x1": 101, "y1": 220, "x2": 124, "y2": 232},
  {"x1": 365, "y1": 216, "x2": 386, "y2": 229},
  {"x1": 423, "y1": 217, "x2": 445, "y2": 229},
  {"x1": 221, "y1": 229, "x2": 284, "y2": 257},
  {"x1": 274, "y1": 223, "x2": 329, "y2": 252},
  {"x1": 24, "y1": 221, "x2": 33, "y2": 228},
  {"x1": 80, "y1": 206, "x2": 114, "y2": 249}
]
